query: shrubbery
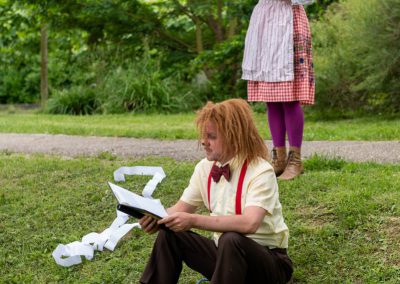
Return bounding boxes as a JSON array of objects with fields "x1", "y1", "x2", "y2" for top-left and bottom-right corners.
[
  {"x1": 46, "y1": 86, "x2": 99, "y2": 115},
  {"x1": 193, "y1": 33, "x2": 247, "y2": 101},
  {"x1": 312, "y1": 0, "x2": 400, "y2": 113},
  {"x1": 45, "y1": 56, "x2": 208, "y2": 114},
  {"x1": 0, "y1": 58, "x2": 40, "y2": 104}
]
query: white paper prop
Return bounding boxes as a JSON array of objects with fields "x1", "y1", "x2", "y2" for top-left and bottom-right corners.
[
  {"x1": 52, "y1": 166, "x2": 166, "y2": 267},
  {"x1": 291, "y1": 0, "x2": 315, "y2": 5},
  {"x1": 113, "y1": 166, "x2": 166, "y2": 198}
]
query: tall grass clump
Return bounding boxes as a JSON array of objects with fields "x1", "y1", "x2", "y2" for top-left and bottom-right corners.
[
  {"x1": 97, "y1": 58, "x2": 206, "y2": 114},
  {"x1": 45, "y1": 86, "x2": 99, "y2": 115},
  {"x1": 312, "y1": 0, "x2": 400, "y2": 113}
]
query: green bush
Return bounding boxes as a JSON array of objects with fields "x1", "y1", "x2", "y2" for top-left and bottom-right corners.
[
  {"x1": 305, "y1": 0, "x2": 339, "y2": 20},
  {"x1": 46, "y1": 56, "x2": 208, "y2": 115},
  {"x1": 45, "y1": 86, "x2": 99, "y2": 115},
  {"x1": 97, "y1": 58, "x2": 207, "y2": 114},
  {"x1": 192, "y1": 33, "x2": 247, "y2": 101},
  {"x1": 0, "y1": 64, "x2": 39, "y2": 104}
]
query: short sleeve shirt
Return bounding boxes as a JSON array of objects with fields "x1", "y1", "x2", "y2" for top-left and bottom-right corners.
[{"x1": 180, "y1": 157, "x2": 289, "y2": 248}]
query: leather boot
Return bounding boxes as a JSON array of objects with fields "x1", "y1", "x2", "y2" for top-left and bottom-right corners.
[
  {"x1": 271, "y1": 147, "x2": 287, "y2": 176},
  {"x1": 278, "y1": 146, "x2": 304, "y2": 180}
]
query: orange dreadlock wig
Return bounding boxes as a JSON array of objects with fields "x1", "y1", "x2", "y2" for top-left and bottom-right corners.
[{"x1": 196, "y1": 98, "x2": 269, "y2": 164}]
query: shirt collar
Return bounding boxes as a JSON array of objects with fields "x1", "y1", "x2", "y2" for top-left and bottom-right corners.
[{"x1": 216, "y1": 156, "x2": 240, "y2": 171}]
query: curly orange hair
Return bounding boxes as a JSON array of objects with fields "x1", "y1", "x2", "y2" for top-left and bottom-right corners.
[{"x1": 196, "y1": 98, "x2": 269, "y2": 164}]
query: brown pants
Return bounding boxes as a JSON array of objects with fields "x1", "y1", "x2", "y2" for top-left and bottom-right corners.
[{"x1": 140, "y1": 228, "x2": 293, "y2": 284}]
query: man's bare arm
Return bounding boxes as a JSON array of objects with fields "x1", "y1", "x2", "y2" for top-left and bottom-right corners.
[
  {"x1": 159, "y1": 206, "x2": 266, "y2": 234},
  {"x1": 167, "y1": 200, "x2": 197, "y2": 215}
]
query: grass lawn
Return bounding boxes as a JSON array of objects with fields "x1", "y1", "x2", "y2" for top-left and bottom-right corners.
[
  {"x1": 0, "y1": 111, "x2": 399, "y2": 140},
  {"x1": 1, "y1": 153, "x2": 399, "y2": 283}
]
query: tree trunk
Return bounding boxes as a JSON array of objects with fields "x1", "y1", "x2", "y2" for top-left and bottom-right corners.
[
  {"x1": 227, "y1": 17, "x2": 238, "y2": 39},
  {"x1": 216, "y1": 0, "x2": 224, "y2": 41},
  {"x1": 195, "y1": 17, "x2": 204, "y2": 53},
  {"x1": 40, "y1": 24, "x2": 48, "y2": 108}
]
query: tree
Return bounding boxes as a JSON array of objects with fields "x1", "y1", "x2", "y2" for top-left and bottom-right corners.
[{"x1": 0, "y1": 0, "x2": 341, "y2": 107}]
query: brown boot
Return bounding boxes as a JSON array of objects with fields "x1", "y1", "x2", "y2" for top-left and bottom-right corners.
[
  {"x1": 278, "y1": 146, "x2": 304, "y2": 180},
  {"x1": 271, "y1": 147, "x2": 287, "y2": 176}
]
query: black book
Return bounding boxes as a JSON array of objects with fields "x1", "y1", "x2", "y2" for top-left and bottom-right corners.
[
  {"x1": 108, "y1": 182, "x2": 167, "y2": 220},
  {"x1": 116, "y1": 204, "x2": 163, "y2": 220}
]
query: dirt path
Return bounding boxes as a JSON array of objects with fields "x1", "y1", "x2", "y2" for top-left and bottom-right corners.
[{"x1": 3, "y1": 133, "x2": 400, "y2": 163}]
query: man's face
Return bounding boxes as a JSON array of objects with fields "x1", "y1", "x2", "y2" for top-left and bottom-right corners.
[{"x1": 201, "y1": 121, "x2": 225, "y2": 163}]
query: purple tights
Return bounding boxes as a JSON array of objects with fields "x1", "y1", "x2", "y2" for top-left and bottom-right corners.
[{"x1": 266, "y1": 102, "x2": 304, "y2": 148}]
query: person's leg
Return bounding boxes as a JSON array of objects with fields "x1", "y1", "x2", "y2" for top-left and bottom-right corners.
[
  {"x1": 266, "y1": 102, "x2": 286, "y2": 147},
  {"x1": 211, "y1": 232, "x2": 292, "y2": 284},
  {"x1": 140, "y1": 228, "x2": 217, "y2": 284},
  {"x1": 282, "y1": 101, "x2": 304, "y2": 148},
  {"x1": 279, "y1": 101, "x2": 304, "y2": 180},
  {"x1": 266, "y1": 102, "x2": 287, "y2": 175}
]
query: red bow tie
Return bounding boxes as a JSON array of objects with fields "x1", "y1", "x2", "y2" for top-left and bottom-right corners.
[{"x1": 211, "y1": 164, "x2": 230, "y2": 182}]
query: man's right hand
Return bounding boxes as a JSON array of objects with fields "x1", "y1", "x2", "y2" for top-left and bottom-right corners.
[
  {"x1": 139, "y1": 215, "x2": 159, "y2": 234},
  {"x1": 139, "y1": 200, "x2": 197, "y2": 234}
]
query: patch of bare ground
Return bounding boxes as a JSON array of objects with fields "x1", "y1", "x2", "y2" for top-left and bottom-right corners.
[
  {"x1": 381, "y1": 216, "x2": 400, "y2": 266},
  {"x1": 296, "y1": 205, "x2": 337, "y2": 228}
]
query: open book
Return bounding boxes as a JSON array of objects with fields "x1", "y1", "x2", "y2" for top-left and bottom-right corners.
[{"x1": 108, "y1": 182, "x2": 168, "y2": 220}]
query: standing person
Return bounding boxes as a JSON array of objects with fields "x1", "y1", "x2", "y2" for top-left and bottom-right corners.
[
  {"x1": 242, "y1": 0, "x2": 315, "y2": 180},
  {"x1": 139, "y1": 99, "x2": 293, "y2": 284}
]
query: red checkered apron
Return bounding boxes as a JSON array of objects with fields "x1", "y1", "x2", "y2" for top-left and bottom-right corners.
[{"x1": 247, "y1": 5, "x2": 315, "y2": 105}]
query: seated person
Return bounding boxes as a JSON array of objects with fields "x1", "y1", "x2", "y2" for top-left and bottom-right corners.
[{"x1": 140, "y1": 98, "x2": 293, "y2": 284}]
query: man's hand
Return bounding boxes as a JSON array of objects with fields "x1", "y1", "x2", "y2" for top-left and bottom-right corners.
[
  {"x1": 139, "y1": 215, "x2": 159, "y2": 234},
  {"x1": 158, "y1": 212, "x2": 193, "y2": 232}
]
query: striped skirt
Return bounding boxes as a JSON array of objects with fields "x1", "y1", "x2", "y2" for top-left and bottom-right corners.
[{"x1": 247, "y1": 5, "x2": 315, "y2": 105}]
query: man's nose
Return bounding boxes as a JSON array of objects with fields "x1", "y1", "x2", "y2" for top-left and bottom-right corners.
[{"x1": 201, "y1": 139, "x2": 209, "y2": 146}]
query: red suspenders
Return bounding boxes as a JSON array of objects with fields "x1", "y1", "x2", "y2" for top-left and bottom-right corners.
[
  {"x1": 207, "y1": 160, "x2": 248, "y2": 214},
  {"x1": 206, "y1": 162, "x2": 215, "y2": 212}
]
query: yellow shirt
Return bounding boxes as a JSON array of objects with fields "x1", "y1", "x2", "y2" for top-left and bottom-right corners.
[{"x1": 180, "y1": 157, "x2": 289, "y2": 248}]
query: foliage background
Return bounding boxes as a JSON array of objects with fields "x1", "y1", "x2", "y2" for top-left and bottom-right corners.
[{"x1": 0, "y1": 0, "x2": 399, "y2": 114}]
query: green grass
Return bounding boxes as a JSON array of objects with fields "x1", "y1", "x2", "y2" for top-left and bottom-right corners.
[
  {"x1": 0, "y1": 111, "x2": 399, "y2": 140},
  {"x1": 1, "y1": 153, "x2": 399, "y2": 283}
]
